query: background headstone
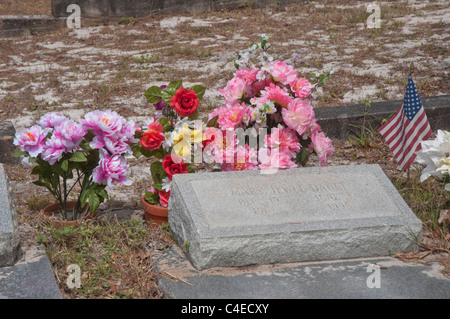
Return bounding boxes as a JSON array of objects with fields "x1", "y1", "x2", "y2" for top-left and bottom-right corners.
[
  {"x1": 0, "y1": 163, "x2": 20, "y2": 267},
  {"x1": 51, "y1": 0, "x2": 295, "y2": 17},
  {"x1": 169, "y1": 164, "x2": 422, "y2": 270},
  {"x1": 0, "y1": 121, "x2": 19, "y2": 165}
]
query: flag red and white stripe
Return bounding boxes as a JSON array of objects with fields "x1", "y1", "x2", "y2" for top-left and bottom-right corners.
[{"x1": 378, "y1": 74, "x2": 432, "y2": 171}]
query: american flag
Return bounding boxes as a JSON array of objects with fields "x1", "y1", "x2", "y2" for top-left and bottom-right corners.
[{"x1": 378, "y1": 74, "x2": 432, "y2": 171}]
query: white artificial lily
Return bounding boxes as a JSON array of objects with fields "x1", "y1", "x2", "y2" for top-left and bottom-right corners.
[{"x1": 416, "y1": 129, "x2": 450, "y2": 191}]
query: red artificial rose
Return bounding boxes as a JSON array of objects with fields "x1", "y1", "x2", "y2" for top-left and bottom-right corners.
[
  {"x1": 169, "y1": 87, "x2": 199, "y2": 117},
  {"x1": 140, "y1": 122, "x2": 165, "y2": 151},
  {"x1": 157, "y1": 190, "x2": 170, "y2": 207},
  {"x1": 162, "y1": 154, "x2": 188, "y2": 180}
]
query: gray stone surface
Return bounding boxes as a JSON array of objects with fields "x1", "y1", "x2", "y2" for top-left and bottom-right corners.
[
  {"x1": 169, "y1": 164, "x2": 422, "y2": 270},
  {"x1": 51, "y1": 0, "x2": 295, "y2": 17},
  {"x1": 315, "y1": 94, "x2": 450, "y2": 140},
  {"x1": 0, "y1": 163, "x2": 20, "y2": 267},
  {"x1": 0, "y1": 121, "x2": 19, "y2": 165},
  {"x1": 156, "y1": 246, "x2": 450, "y2": 299},
  {"x1": 0, "y1": 245, "x2": 62, "y2": 299}
]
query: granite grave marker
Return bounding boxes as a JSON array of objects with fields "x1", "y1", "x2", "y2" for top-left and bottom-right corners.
[{"x1": 169, "y1": 164, "x2": 422, "y2": 270}]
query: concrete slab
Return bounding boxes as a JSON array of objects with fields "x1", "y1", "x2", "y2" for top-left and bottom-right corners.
[
  {"x1": 0, "y1": 245, "x2": 61, "y2": 299},
  {"x1": 0, "y1": 15, "x2": 65, "y2": 38},
  {"x1": 0, "y1": 163, "x2": 20, "y2": 267},
  {"x1": 169, "y1": 164, "x2": 422, "y2": 270},
  {"x1": 156, "y1": 245, "x2": 450, "y2": 299}
]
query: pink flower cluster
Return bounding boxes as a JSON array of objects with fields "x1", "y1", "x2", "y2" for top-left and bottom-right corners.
[
  {"x1": 80, "y1": 110, "x2": 138, "y2": 155},
  {"x1": 209, "y1": 59, "x2": 333, "y2": 170},
  {"x1": 92, "y1": 149, "x2": 132, "y2": 189},
  {"x1": 14, "y1": 110, "x2": 137, "y2": 188}
]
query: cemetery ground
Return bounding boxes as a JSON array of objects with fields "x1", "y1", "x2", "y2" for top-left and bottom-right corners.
[{"x1": 0, "y1": 0, "x2": 449, "y2": 298}]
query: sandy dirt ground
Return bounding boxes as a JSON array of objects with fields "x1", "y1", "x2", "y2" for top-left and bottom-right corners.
[{"x1": 0, "y1": 0, "x2": 449, "y2": 297}]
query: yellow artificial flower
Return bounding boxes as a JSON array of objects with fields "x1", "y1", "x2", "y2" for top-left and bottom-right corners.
[{"x1": 172, "y1": 124, "x2": 205, "y2": 159}]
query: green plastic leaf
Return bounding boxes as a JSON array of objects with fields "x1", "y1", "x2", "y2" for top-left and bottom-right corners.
[
  {"x1": 144, "y1": 191, "x2": 159, "y2": 205},
  {"x1": 12, "y1": 151, "x2": 28, "y2": 157},
  {"x1": 32, "y1": 180, "x2": 47, "y2": 187},
  {"x1": 161, "y1": 87, "x2": 177, "y2": 105},
  {"x1": 144, "y1": 86, "x2": 162, "y2": 104},
  {"x1": 95, "y1": 187, "x2": 108, "y2": 199},
  {"x1": 206, "y1": 115, "x2": 219, "y2": 128},
  {"x1": 296, "y1": 147, "x2": 310, "y2": 167},
  {"x1": 168, "y1": 80, "x2": 182, "y2": 90},
  {"x1": 69, "y1": 151, "x2": 87, "y2": 162},
  {"x1": 157, "y1": 117, "x2": 172, "y2": 132},
  {"x1": 150, "y1": 161, "x2": 165, "y2": 185},
  {"x1": 89, "y1": 191, "x2": 100, "y2": 213},
  {"x1": 189, "y1": 85, "x2": 206, "y2": 100},
  {"x1": 61, "y1": 159, "x2": 69, "y2": 172},
  {"x1": 80, "y1": 189, "x2": 91, "y2": 207}
]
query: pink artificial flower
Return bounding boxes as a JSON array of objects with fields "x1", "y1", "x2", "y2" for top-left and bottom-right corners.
[
  {"x1": 207, "y1": 108, "x2": 220, "y2": 122},
  {"x1": 290, "y1": 77, "x2": 312, "y2": 99},
  {"x1": 202, "y1": 128, "x2": 236, "y2": 164},
  {"x1": 251, "y1": 78, "x2": 274, "y2": 96},
  {"x1": 158, "y1": 189, "x2": 170, "y2": 207},
  {"x1": 120, "y1": 120, "x2": 139, "y2": 145},
  {"x1": 218, "y1": 76, "x2": 248, "y2": 103},
  {"x1": 265, "y1": 125, "x2": 300, "y2": 154},
  {"x1": 221, "y1": 145, "x2": 258, "y2": 171},
  {"x1": 92, "y1": 149, "x2": 132, "y2": 189},
  {"x1": 148, "y1": 186, "x2": 170, "y2": 208},
  {"x1": 82, "y1": 111, "x2": 137, "y2": 155},
  {"x1": 91, "y1": 135, "x2": 130, "y2": 155},
  {"x1": 36, "y1": 112, "x2": 68, "y2": 128},
  {"x1": 260, "y1": 83, "x2": 293, "y2": 108},
  {"x1": 53, "y1": 119, "x2": 87, "y2": 151},
  {"x1": 13, "y1": 125, "x2": 49, "y2": 157},
  {"x1": 258, "y1": 147, "x2": 297, "y2": 170},
  {"x1": 41, "y1": 135, "x2": 67, "y2": 165},
  {"x1": 269, "y1": 61, "x2": 298, "y2": 85},
  {"x1": 216, "y1": 103, "x2": 248, "y2": 129},
  {"x1": 281, "y1": 99, "x2": 315, "y2": 136},
  {"x1": 235, "y1": 68, "x2": 259, "y2": 98},
  {"x1": 81, "y1": 110, "x2": 124, "y2": 137},
  {"x1": 235, "y1": 68, "x2": 258, "y2": 83},
  {"x1": 311, "y1": 131, "x2": 334, "y2": 166}
]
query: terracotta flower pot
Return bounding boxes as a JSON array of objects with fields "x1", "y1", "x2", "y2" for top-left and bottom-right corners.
[
  {"x1": 40, "y1": 201, "x2": 95, "y2": 228},
  {"x1": 142, "y1": 196, "x2": 168, "y2": 227}
]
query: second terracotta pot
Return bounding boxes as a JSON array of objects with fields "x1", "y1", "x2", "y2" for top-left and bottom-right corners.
[
  {"x1": 142, "y1": 196, "x2": 168, "y2": 227},
  {"x1": 40, "y1": 201, "x2": 94, "y2": 228}
]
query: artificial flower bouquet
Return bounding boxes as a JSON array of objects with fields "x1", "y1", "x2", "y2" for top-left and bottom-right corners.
[
  {"x1": 13, "y1": 110, "x2": 138, "y2": 220},
  {"x1": 133, "y1": 81, "x2": 206, "y2": 207},
  {"x1": 205, "y1": 35, "x2": 335, "y2": 171},
  {"x1": 416, "y1": 129, "x2": 450, "y2": 192}
]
